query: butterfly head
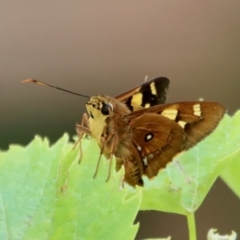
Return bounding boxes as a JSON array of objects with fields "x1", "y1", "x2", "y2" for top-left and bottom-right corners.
[{"x1": 86, "y1": 95, "x2": 114, "y2": 121}]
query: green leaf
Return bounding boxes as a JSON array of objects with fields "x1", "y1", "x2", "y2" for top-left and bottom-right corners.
[
  {"x1": 0, "y1": 134, "x2": 140, "y2": 240},
  {"x1": 221, "y1": 157, "x2": 240, "y2": 199},
  {"x1": 221, "y1": 111, "x2": 240, "y2": 199},
  {"x1": 138, "y1": 111, "x2": 240, "y2": 215},
  {"x1": 0, "y1": 135, "x2": 68, "y2": 240}
]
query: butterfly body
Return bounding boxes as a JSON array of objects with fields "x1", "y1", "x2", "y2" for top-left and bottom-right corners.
[{"x1": 86, "y1": 95, "x2": 145, "y2": 185}]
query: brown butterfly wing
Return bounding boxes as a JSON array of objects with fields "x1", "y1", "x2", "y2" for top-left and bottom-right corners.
[
  {"x1": 128, "y1": 101, "x2": 226, "y2": 179},
  {"x1": 130, "y1": 113, "x2": 185, "y2": 177},
  {"x1": 171, "y1": 102, "x2": 226, "y2": 149},
  {"x1": 115, "y1": 77, "x2": 170, "y2": 111}
]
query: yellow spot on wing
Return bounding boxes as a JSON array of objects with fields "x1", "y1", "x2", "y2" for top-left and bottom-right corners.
[
  {"x1": 131, "y1": 93, "x2": 143, "y2": 107},
  {"x1": 193, "y1": 104, "x2": 201, "y2": 116},
  {"x1": 150, "y1": 82, "x2": 157, "y2": 95},
  {"x1": 161, "y1": 109, "x2": 178, "y2": 120},
  {"x1": 144, "y1": 103, "x2": 150, "y2": 108},
  {"x1": 178, "y1": 120, "x2": 187, "y2": 128}
]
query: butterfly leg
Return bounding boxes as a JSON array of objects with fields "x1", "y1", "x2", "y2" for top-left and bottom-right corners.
[
  {"x1": 93, "y1": 143, "x2": 105, "y2": 178},
  {"x1": 93, "y1": 131, "x2": 119, "y2": 182},
  {"x1": 105, "y1": 132, "x2": 119, "y2": 182},
  {"x1": 75, "y1": 113, "x2": 92, "y2": 163}
]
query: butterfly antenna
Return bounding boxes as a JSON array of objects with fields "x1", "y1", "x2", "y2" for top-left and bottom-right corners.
[{"x1": 22, "y1": 79, "x2": 90, "y2": 98}]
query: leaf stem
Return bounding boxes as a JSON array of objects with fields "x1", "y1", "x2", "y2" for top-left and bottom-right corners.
[{"x1": 187, "y1": 213, "x2": 197, "y2": 240}]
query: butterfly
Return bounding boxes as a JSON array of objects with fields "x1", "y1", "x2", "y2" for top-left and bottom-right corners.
[{"x1": 23, "y1": 77, "x2": 226, "y2": 186}]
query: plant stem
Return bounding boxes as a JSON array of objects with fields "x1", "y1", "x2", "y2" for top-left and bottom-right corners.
[{"x1": 187, "y1": 213, "x2": 197, "y2": 240}]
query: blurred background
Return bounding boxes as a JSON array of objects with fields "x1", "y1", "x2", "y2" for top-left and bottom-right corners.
[{"x1": 1, "y1": 1, "x2": 240, "y2": 239}]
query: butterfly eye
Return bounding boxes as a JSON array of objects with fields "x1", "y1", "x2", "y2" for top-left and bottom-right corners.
[{"x1": 101, "y1": 102, "x2": 113, "y2": 115}]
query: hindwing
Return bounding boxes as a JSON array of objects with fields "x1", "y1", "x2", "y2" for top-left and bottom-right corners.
[{"x1": 127, "y1": 101, "x2": 226, "y2": 179}]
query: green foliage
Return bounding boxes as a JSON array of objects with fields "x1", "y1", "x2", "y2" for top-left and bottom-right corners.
[
  {"x1": 138, "y1": 112, "x2": 240, "y2": 216},
  {"x1": 0, "y1": 111, "x2": 240, "y2": 240},
  {"x1": 221, "y1": 112, "x2": 240, "y2": 199},
  {"x1": 221, "y1": 156, "x2": 240, "y2": 199},
  {"x1": 0, "y1": 135, "x2": 140, "y2": 240}
]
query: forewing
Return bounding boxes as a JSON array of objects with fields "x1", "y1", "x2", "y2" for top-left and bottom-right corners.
[
  {"x1": 115, "y1": 77, "x2": 170, "y2": 111},
  {"x1": 127, "y1": 101, "x2": 226, "y2": 149}
]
